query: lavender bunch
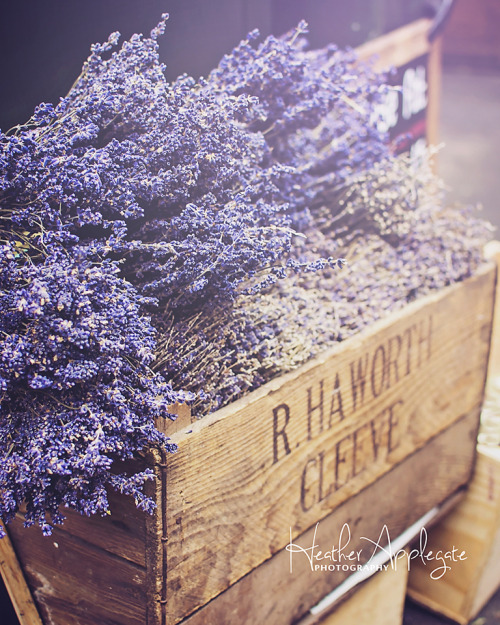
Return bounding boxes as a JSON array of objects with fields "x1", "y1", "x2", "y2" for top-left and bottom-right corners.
[
  {"x1": 152, "y1": 150, "x2": 492, "y2": 416},
  {"x1": 206, "y1": 23, "x2": 410, "y2": 241},
  {"x1": 0, "y1": 234, "x2": 193, "y2": 534},
  {"x1": 0, "y1": 16, "x2": 349, "y2": 533},
  {"x1": 0, "y1": 18, "x2": 286, "y2": 311},
  {"x1": 9, "y1": 17, "x2": 339, "y2": 312},
  {"x1": 1, "y1": 18, "x2": 391, "y2": 317},
  {"x1": 157, "y1": 200, "x2": 492, "y2": 417},
  {"x1": 0, "y1": 15, "x2": 491, "y2": 536}
]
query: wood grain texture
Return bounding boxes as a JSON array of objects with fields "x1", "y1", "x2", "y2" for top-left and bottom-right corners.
[
  {"x1": 408, "y1": 446, "x2": 500, "y2": 624},
  {"x1": 3, "y1": 262, "x2": 495, "y2": 625},
  {"x1": 484, "y1": 241, "x2": 500, "y2": 381},
  {"x1": 5, "y1": 479, "x2": 150, "y2": 625},
  {"x1": 179, "y1": 410, "x2": 480, "y2": 625},
  {"x1": 6, "y1": 518, "x2": 148, "y2": 625},
  {"x1": 470, "y1": 452, "x2": 500, "y2": 618},
  {"x1": 0, "y1": 522, "x2": 43, "y2": 625},
  {"x1": 312, "y1": 553, "x2": 408, "y2": 625},
  {"x1": 162, "y1": 264, "x2": 495, "y2": 623},
  {"x1": 39, "y1": 486, "x2": 148, "y2": 567},
  {"x1": 145, "y1": 446, "x2": 169, "y2": 625}
]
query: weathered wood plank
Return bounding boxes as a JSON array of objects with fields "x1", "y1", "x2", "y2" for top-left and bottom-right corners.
[
  {"x1": 6, "y1": 457, "x2": 151, "y2": 570},
  {"x1": 162, "y1": 263, "x2": 495, "y2": 623},
  {"x1": 6, "y1": 521, "x2": 148, "y2": 625},
  {"x1": 405, "y1": 242, "x2": 500, "y2": 624},
  {"x1": 408, "y1": 445, "x2": 500, "y2": 624},
  {"x1": 3, "y1": 262, "x2": 494, "y2": 625},
  {"x1": 178, "y1": 409, "x2": 480, "y2": 625},
  {"x1": 145, "y1": 447, "x2": 168, "y2": 625},
  {"x1": 0, "y1": 521, "x2": 43, "y2": 625},
  {"x1": 484, "y1": 240, "x2": 500, "y2": 381},
  {"x1": 37, "y1": 487, "x2": 148, "y2": 568},
  {"x1": 304, "y1": 551, "x2": 409, "y2": 625}
]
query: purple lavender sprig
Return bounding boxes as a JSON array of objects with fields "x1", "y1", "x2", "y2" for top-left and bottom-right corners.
[
  {"x1": 0, "y1": 240, "x2": 190, "y2": 535},
  {"x1": 206, "y1": 22, "x2": 398, "y2": 236}
]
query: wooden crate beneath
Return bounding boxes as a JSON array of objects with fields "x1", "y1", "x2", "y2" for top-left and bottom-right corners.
[
  {"x1": 1, "y1": 260, "x2": 494, "y2": 625},
  {"x1": 157, "y1": 262, "x2": 494, "y2": 625},
  {"x1": 407, "y1": 445, "x2": 500, "y2": 624},
  {"x1": 0, "y1": 21, "x2": 451, "y2": 625},
  {"x1": 316, "y1": 555, "x2": 409, "y2": 625}
]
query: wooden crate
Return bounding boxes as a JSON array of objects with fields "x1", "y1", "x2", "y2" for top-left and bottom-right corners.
[
  {"x1": 407, "y1": 445, "x2": 500, "y2": 624},
  {"x1": 0, "y1": 25, "x2": 481, "y2": 625},
  {"x1": 0, "y1": 256, "x2": 496, "y2": 625},
  {"x1": 314, "y1": 553, "x2": 409, "y2": 625},
  {"x1": 406, "y1": 242, "x2": 500, "y2": 623}
]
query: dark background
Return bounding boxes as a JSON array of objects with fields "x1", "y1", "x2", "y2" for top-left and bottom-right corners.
[{"x1": 0, "y1": 0, "x2": 433, "y2": 132}]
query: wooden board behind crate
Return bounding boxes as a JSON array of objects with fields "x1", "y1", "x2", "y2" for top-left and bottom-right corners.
[
  {"x1": 0, "y1": 523, "x2": 43, "y2": 625},
  {"x1": 407, "y1": 445, "x2": 500, "y2": 624},
  {"x1": 156, "y1": 262, "x2": 495, "y2": 624},
  {"x1": 356, "y1": 17, "x2": 431, "y2": 70},
  {"x1": 307, "y1": 551, "x2": 409, "y2": 625},
  {"x1": 355, "y1": 17, "x2": 441, "y2": 151},
  {"x1": 442, "y1": 0, "x2": 500, "y2": 65}
]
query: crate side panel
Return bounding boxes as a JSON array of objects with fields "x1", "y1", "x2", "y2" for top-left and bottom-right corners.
[
  {"x1": 38, "y1": 488, "x2": 149, "y2": 568},
  {"x1": 179, "y1": 409, "x2": 479, "y2": 625},
  {"x1": 7, "y1": 458, "x2": 152, "y2": 569},
  {"x1": 6, "y1": 520, "x2": 148, "y2": 625},
  {"x1": 163, "y1": 265, "x2": 494, "y2": 623},
  {"x1": 4, "y1": 459, "x2": 152, "y2": 624}
]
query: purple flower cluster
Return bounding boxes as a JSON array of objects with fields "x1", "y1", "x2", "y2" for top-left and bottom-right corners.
[
  {"x1": 0, "y1": 15, "x2": 490, "y2": 534},
  {"x1": 0, "y1": 240, "x2": 190, "y2": 534},
  {"x1": 157, "y1": 195, "x2": 491, "y2": 417},
  {"x1": 206, "y1": 23, "x2": 397, "y2": 238}
]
